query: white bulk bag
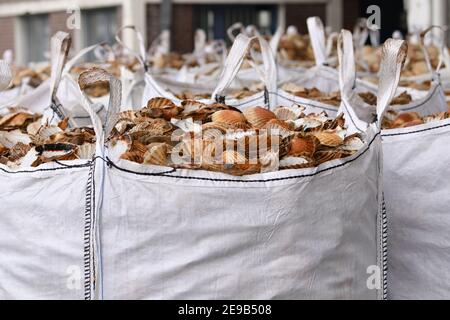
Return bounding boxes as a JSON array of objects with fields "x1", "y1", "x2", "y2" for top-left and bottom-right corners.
[
  {"x1": 337, "y1": 32, "x2": 450, "y2": 299},
  {"x1": 5, "y1": 80, "x2": 51, "y2": 112},
  {"x1": 100, "y1": 132, "x2": 385, "y2": 299},
  {"x1": 383, "y1": 119, "x2": 450, "y2": 300},
  {"x1": 336, "y1": 30, "x2": 393, "y2": 131},
  {"x1": 0, "y1": 32, "x2": 101, "y2": 127},
  {"x1": 400, "y1": 27, "x2": 448, "y2": 84},
  {"x1": 0, "y1": 63, "x2": 51, "y2": 112},
  {"x1": 379, "y1": 41, "x2": 450, "y2": 300},
  {"x1": 0, "y1": 65, "x2": 103, "y2": 300},
  {"x1": 122, "y1": 27, "x2": 223, "y2": 98},
  {"x1": 341, "y1": 31, "x2": 417, "y2": 290},
  {"x1": 129, "y1": 24, "x2": 273, "y2": 107},
  {"x1": 0, "y1": 160, "x2": 98, "y2": 300},
  {"x1": 0, "y1": 83, "x2": 39, "y2": 107},
  {"x1": 154, "y1": 29, "x2": 226, "y2": 86},
  {"x1": 0, "y1": 58, "x2": 49, "y2": 108},
  {"x1": 357, "y1": 28, "x2": 447, "y2": 115},
  {"x1": 392, "y1": 27, "x2": 448, "y2": 116},
  {"x1": 353, "y1": 17, "x2": 381, "y2": 81},
  {"x1": 55, "y1": 41, "x2": 115, "y2": 126},
  {"x1": 0, "y1": 33, "x2": 69, "y2": 124},
  {"x1": 94, "y1": 40, "x2": 407, "y2": 299}
]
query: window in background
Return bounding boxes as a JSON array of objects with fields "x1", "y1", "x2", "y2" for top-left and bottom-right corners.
[
  {"x1": 22, "y1": 14, "x2": 50, "y2": 63},
  {"x1": 194, "y1": 5, "x2": 278, "y2": 44},
  {"x1": 82, "y1": 7, "x2": 118, "y2": 59}
]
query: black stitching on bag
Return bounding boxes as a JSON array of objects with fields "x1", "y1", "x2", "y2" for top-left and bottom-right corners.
[
  {"x1": 381, "y1": 196, "x2": 388, "y2": 300},
  {"x1": 105, "y1": 158, "x2": 176, "y2": 176},
  {"x1": 54, "y1": 160, "x2": 73, "y2": 167},
  {"x1": 83, "y1": 160, "x2": 95, "y2": 300},
  {"x1": 105, "y1": 132, "x2": 380, "y2": 183},
  {"x1": 382, "y1": 121, "x2": 450, "y2": 137}
]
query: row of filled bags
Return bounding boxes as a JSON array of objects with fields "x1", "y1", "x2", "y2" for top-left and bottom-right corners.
[
  {"x1": 3, "y1": 17, "x2": 450, "y2": 122},
  {"x1": 143, "y1": 17, "x2": 450, "y2": 106},
  {"x1": 1, "y1": 24, "x2": 450, "y2": 300}
]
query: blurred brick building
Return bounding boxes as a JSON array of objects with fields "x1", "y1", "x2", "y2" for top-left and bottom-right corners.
[{"x1": 0, "y1": 0, "x2": 446, "y2": 64}]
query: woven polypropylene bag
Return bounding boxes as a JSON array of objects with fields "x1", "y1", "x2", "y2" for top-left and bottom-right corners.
[
  {"x1": 93, "y1": 37, "x2": 394, "y2": 298},
  {"x1": 0, "y1": 61, "x2": 104, "y2": 300}
]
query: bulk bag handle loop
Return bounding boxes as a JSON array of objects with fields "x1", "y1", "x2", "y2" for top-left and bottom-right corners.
[
  {"x1": 115, "y1": 25, "x2": 148, "y2": 71},
  {"x1": 376, "y1": 39, "x2": 408, "y2": 125},
  {"x1": 353, "y1": 17, "x2": 380, "y2": 48},
  {"x1": 211, "y1": 34, "x2": 277, "y2": 109},
  {"x1": 59, "y1": 42, "x2": 111, "y2": 118},
  {"x1": 117, "y1": 26, "x2": 181, "y2": 104},
  {"x1": 420, "y1": 26, "x2": 447, "y2": 78},
  {"x1": 48, "y1": 32, "x2": 71, "y2": 122},
  {"x1": 338, "y1": 29, "x2": 369, "y2": 134},
  {"x1": 307, "y1": 17, "x2": 328, "y2": 66},
  {"x1": 77, "y1": 68, "x2": 121, "y2": 156},
  {"x1": 227, "y1": 22, "x2": 245, "y2": 42},
  {"x1": 338, "y1": 30, "x2": 407, "y2": 132},
  {"x1": 338, "y1": 30, "x2": 357, "y2": 94},
  {"x1": 326, "y1": 32, "x2": 339, "y2": 59},
  {"x1": 77, "y1": 68, "x2": 175, "y2": 175},
  {"x1": 148, "y1": 29, "x2": 171, "y2": 58},
  {"x1": 117, "y1": 26, "x2": 183, "y2": 105},
  {"x1": 61, "y1": 40, "x2": 139, "y2": 114},
  {"x1": 49, "y1": 32, "x2": 71, "y2": 104},
  {"x1": 270, "y1": 26, "x2": 284, "y2": 57},
  {"x1": 47, "y1": 33, "x2": 108, "y2": 128},
  {"x1": 352, "y1": 18, "x2": 380, "y2": 73},
  {"x1": 246, "y1": 36, "x2": 278, "y2": 108}
]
